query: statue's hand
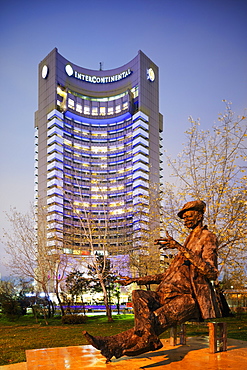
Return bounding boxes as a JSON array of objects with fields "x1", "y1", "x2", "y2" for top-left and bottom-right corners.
[
  {"x1": 115, "y1": 277, "x2": 135, "y2": 286},
  {"x1": 154, "y1": 231, "x2": 177, "y2": 249}
]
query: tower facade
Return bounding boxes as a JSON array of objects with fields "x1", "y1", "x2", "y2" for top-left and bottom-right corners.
[{"x1": 35, "y1": 48, "x2": 163, "y2": 258}]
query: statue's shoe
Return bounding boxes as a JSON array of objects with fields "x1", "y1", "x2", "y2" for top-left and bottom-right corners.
[
  {"x1": 83, "y1": 331, "x2": 123, "y2": 363},
  {"x1": 82, "y1": 331, "x2": 104, "y2": 350}
]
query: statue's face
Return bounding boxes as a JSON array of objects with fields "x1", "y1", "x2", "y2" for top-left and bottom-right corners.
[{"x1": 182, "y1": 210, "x2": 203, "y2": 229}]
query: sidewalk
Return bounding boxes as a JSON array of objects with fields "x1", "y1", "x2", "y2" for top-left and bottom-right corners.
[{"x1": 1, "y1": 337, "x2": 247, "y2": 369}]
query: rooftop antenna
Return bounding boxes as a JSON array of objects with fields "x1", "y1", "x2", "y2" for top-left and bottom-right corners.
[{"x1": 99, "y1": 62, "x2": 103, "y2": 71}]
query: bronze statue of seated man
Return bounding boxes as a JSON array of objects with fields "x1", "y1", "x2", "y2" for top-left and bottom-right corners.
[{"x1": 83, "y1": 200, "x2": 224, "y2": 363}]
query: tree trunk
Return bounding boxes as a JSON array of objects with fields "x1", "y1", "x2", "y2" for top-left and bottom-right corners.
[
  {"x1": 56, "y1": 292, "x2": 65, "y2": 316},
  {"x1": 100, "y1": 279, "x2": 113, "y2": 322},
  {"x1": 41, "y1": 305, "x2": 49, "y2": 325},
  {"x1": 50, "y1": 300, "x2": 55, "y2": 317},
  {"x1": 55, "y1": 283, "x2": 65, "y2": 316},
  {"x1": 42, "y1": 288, "x2": 50, "y2": 324},
  {"x1": 81, "y1": 295, "x2": 86, "y2": 315}
]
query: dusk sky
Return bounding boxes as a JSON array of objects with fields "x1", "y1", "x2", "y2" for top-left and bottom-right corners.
[{"x1": 0, "y1": 0, "x2": 246, "y2": 276}]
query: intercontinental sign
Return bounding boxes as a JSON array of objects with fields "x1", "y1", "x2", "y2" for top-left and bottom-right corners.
[{"x1": 65, "y1": 64, "x2": 132, "y2": 84}]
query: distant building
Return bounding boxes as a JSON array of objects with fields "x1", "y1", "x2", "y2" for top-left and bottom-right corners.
[
  {"x1": 35, "y1": 48, "x2": 163, "y2": 257},
  {"x1": 224, "y1": 289, "x2": 247, "y2": 312}
]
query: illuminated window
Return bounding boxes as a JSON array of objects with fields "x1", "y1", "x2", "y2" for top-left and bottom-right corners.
[
  {"x1": 92, "y1": 107, "x2": 98, "y2": 116},
  {"x1": 68, "y1": 98, "x2": 74, "y2": 109},
  {"x1": 123, "y1": 101, "x2": 128, "y2": 110},
  {"x1": 91, "y1": 146, "x2": 108, "y2": 153},
  {"x1": 76, "y1": 104, "x2": 82, "y2": 113},
  {"x1": 109, "y1": 201, "x2": 124, "y2": 207},
  {"x1": 63, "y1": 248, "x2": 72, "y2": 254},
  {"x1": 108, "y1": 144, "x2": 124, "y2": 152},
  {"x1": 84, "y1": 105, "x2": 90, "y2": 115},
  {"x1": 110, "y1": 208, "x2": 125, "y2": 215},
  {"x1": 110, "y1": 185, "x2": 124, "y2": 191},
  {"x1": 115, "y1": 105, "x2": 121, "y2": 113},
  {"x1": 64, "y1": 139, "x2": 72, "y2": 146},
  {"x1": 100, "y1": 107, "x2": 106, "y2": 116},
  {"x1": 91, "y1": 194, "x2": 108, "y2": 200},
  {"x1": 108, "y1": 107, "x2": 114, "y2": 115},
  {"x1": 91, "y1": 186, "x2": 107, "y2": 192},
  {"x1": 131, "y1": 86, "x2": 139, "y2": 98}
]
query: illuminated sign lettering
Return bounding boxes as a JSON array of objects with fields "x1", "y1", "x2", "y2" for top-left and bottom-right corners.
[{"x1": 65, "y1": 64, "x2": 132, "y2": 84}]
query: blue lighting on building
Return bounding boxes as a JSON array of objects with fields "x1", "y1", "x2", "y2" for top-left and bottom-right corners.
[{"x1": 65, "y1": 111, "x2": 131, "y2": 125}]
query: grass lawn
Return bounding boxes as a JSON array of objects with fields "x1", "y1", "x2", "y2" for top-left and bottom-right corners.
[{"x1": 0, "y1": 313, "x2": 247, "y2": 366}]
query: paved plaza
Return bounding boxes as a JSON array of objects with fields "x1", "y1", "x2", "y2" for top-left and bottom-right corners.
[{"x1": 0, "y1": 337, "x2": 247, "y2": 369}]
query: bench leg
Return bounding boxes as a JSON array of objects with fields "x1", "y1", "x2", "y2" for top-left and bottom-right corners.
[
  {"x1": 170, "y1": 324, "x2": 186, "y2": 345},
  {"x1": 208, "y1": 322, "x2": 227, "y2": 353},
  {"x1": 179, "y1": 323, "x2": 186, "y2": 345},
  {"x1": 208, "y1": 322, "x2": 217, "y2": 353},
  {"x1": 219, "y1": 322, "x2": 227, "y2": 352},
  {"x1": 170, "y1": 326, "x2": 177, "y2": 345}
]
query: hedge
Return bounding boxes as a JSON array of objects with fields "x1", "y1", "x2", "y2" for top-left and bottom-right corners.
[{"x1": 61, "y1": 314, "x2": 87, "y2": 324}]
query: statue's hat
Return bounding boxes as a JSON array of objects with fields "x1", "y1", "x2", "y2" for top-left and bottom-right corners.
[{"x1": 177, "y1": 200, "x2": 206, "y2": 219}]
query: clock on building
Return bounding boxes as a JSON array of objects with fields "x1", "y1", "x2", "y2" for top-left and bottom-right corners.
[
  {"x1": 147, "y1": 67, "x2": 155, "y2": 82},
  {"x1": 41, "y1": 65, "x2": 49, "y2": 79}
]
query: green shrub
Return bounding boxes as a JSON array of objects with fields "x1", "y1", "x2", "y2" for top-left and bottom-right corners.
[
  {"x1": 1, "y1": 299, "x2": 22, "y2": 320},
  {"x1": 62, "y1": 314, "x2": 87, "y2": 324}
]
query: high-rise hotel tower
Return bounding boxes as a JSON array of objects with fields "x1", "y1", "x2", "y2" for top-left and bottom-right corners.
[{"x1": 35, "y1": 48, "x2": 163, "y2": 257}]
